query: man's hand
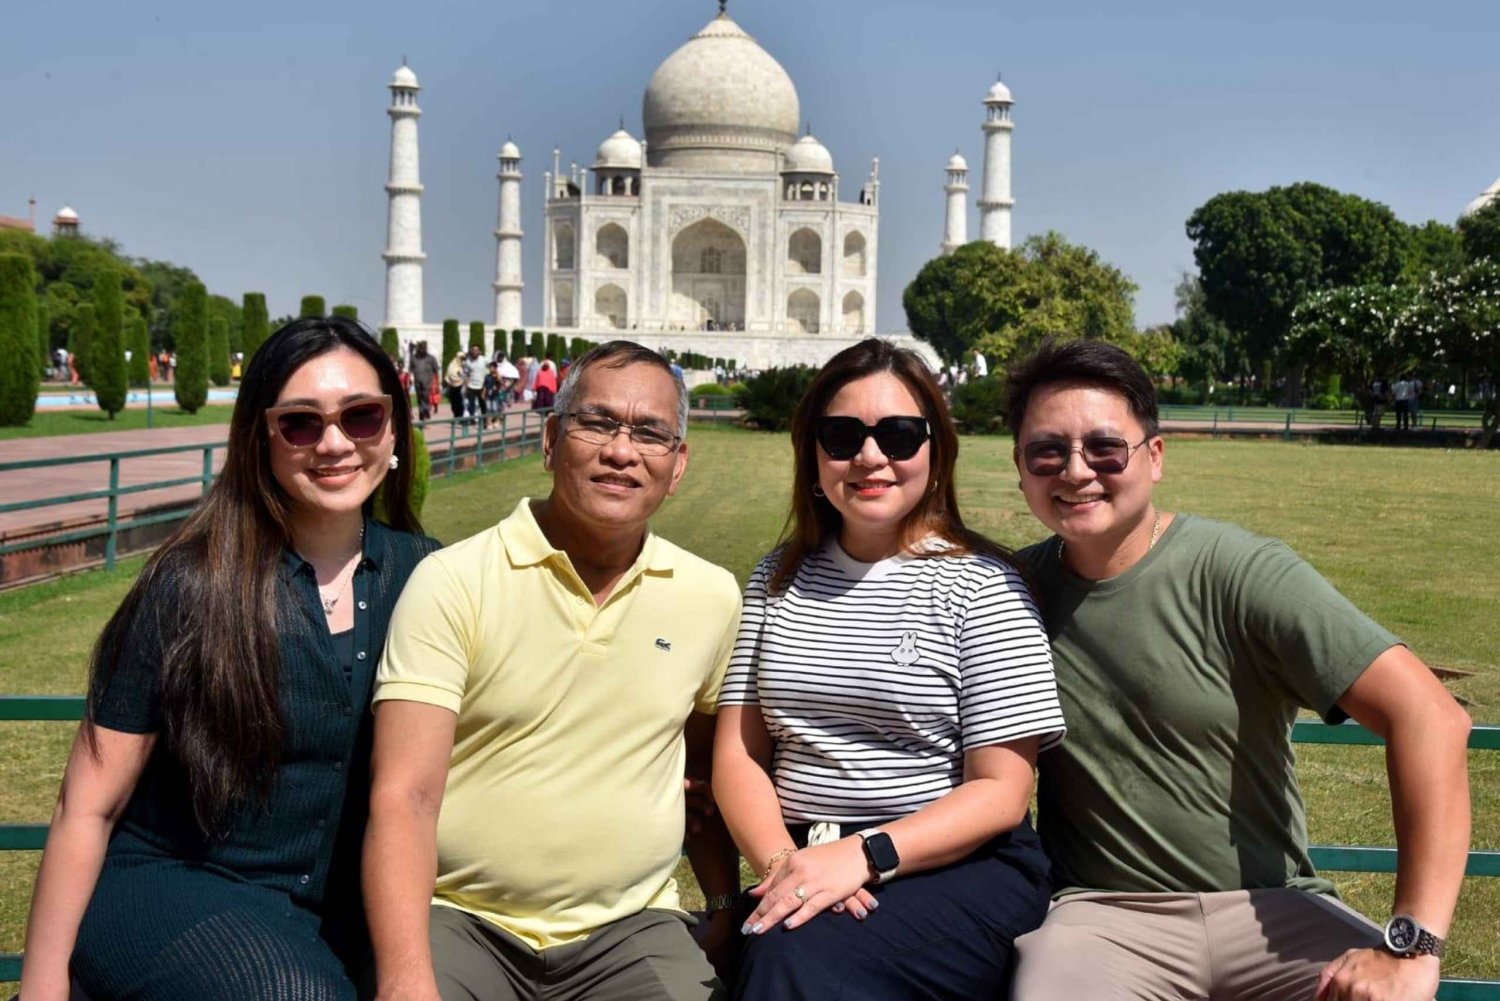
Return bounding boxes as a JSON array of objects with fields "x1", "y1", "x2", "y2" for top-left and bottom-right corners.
[
  {"x1": 684, "y1": 776, "x2": 716, "y2": 834},
  {"x1": 696, "y1": 909, "x2": 740, "y2": 983},
  {"x1": 1316, "y1": 948, "x2": 1440, "y2": 1001}
]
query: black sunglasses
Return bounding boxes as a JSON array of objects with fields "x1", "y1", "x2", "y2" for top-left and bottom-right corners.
[
  {"x1": 1020, "y1": 436, "x2": 1150, "y2": 476},
  {"x1": 815, "y1": 415, "x2": 930, "y2": 461},
  {"x1": 266, "y1": 395, "x2": 393, "y2": 448}
]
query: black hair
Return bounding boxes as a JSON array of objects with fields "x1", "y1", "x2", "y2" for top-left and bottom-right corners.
[{"x1": 1005, "y1": 338, "x2": 1160, "y2": 437}]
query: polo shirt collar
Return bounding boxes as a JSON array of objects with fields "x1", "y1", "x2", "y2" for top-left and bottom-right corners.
[{"x1": 499, "y1": 497, "x2": 675, "y2": 573}]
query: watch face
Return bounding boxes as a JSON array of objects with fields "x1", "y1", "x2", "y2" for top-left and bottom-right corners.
[
  {"x1": 1385, "y1": 916, "x2": 1418, "y2": 952},
  {"x1": 863, "y1": 832, "x2": 900, "y2": 872}
]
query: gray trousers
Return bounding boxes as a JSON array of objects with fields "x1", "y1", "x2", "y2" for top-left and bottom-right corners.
[{"x1": 428, "y1": 904, "x2": 723, "y2": 1001}]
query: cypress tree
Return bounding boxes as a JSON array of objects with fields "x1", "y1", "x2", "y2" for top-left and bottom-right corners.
[
  {"x1": 241, "y1": 292, "x2": 269, "y2": 367},
  {"x1": 0, "y1": 253, "x2": 41, "y2": 426},
  {"x1": 529, "y1": 331, "x2": 545, "y2": 360},
  {"x1": 71, "y1": 303, "x2": 96, "y2": 386},
  {"x1": 510, "y1": 329, "x2": 526, "y2": 360},
  {"x1": 174, "y1": 281, "x2": 209, "y2": 413},
  {"x1": 468, "y1": 320, "x2": 486, "y2": 353},
  {"x1": 299, "y1": 295, "x2": 326, "y2": 318},
  {"x1": 92, "y1": 269, "x2": 129, "y2": 418},
  {"x1": 332, "y1": 304, "x2": 358, "y2": 320},
  {"x1": 128, "y1": 311, "x2": 150, "y2": 387},
  {"x1": 381, "y1": 326, "x2": 400, "y2": 359},
  {"x1": 441, "y1": 319, "x2": 461, "y2": 366},
  {"x1": 37, "y1": 298, "x2": 51, "y2": 380},
  {"x1": 209, "y1": 316, "x2": 231, "y2": 387}
]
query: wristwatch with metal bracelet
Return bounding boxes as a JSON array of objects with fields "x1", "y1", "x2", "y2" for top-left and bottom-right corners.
[{"x1": 1383, "y1": 914, "x2": 1446, "y2": 959}]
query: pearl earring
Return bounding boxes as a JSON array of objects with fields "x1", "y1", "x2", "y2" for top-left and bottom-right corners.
[{"x1": 389, "y1": 455, "x2": 400, "y2": 470}]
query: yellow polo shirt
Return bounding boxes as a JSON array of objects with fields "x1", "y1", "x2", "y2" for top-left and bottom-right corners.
[{"x1": 374, "y1": 498, "x2": 741, "y2": 949}]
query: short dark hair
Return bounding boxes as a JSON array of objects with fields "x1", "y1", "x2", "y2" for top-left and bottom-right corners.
[{"x1": 1005, "y1": 338, "x2": 1159, "y2": 438}]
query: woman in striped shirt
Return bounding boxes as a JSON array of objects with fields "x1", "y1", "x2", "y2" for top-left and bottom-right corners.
[{"x1": 713, "y1": 338, "x2": 1066, "y2": 1000}]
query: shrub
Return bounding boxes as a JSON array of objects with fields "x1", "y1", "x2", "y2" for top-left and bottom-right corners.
[
  {"x1": 529, "y1": 331, "x2": 545, "y2": 360},
  {"x1": 688, "y1": 382, "x2": 731, "y2": 396},
  {"x1": 299, "y1": 295, "x2": 326, "y2": 318},
  {"x1": 209, "y1": 316, "x2": 231, "y2": 387},
  {"x1": 128, "y1": 311, "x2": 150, "y2": 387},
  {"x1": 241, "y1": 293, "x2": 269, "y2": 366},
  {"x1": 468, "y1": 320, "x2": 485, "y2": 353},
  {"x1": 332, "y1": 304, "x2": 358, "y2": 320},
  {"x1": 92, "y1": 268, "x2": 129, "y2": 418},
  {"x1": 71, "y1": 302, "x2": 95, "y2": 385},
  {"x1": 0, "y1": 253, "x2": 41, "y2": 426},
  {"x1": 950, "y1": 375, "x2": 1007, "y2": 434},
  {"x1": 378, "y1": 427, "x2": 431, "y2": 523},
  {"x1": 174, "y1": 281, "x2": 209, "y2": 413},
  {"x1": 381, "y1": 326, "x2": 400, "y2": 359},
  {"x1": 738, "y1": 366, "x2": 817, "y2": 431},
  {"x1": 37, "y1": 299, "x2": 50, "y2": 379},
  {"x1": 510, "y1": 329, "x2": 526, "y2": 360},
  {"x1": 442, "y1": 319, "x2": 460, "y2": 365}
]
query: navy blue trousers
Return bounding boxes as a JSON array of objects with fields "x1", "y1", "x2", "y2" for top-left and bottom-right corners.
[{"x1": 734, "y1": 841, "x2": 1050, "y2": 1001}]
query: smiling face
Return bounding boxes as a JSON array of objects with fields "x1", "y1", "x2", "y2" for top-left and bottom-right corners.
[
  {"x1": 817, "y1": 372, "x2": 932, "y2": 561},
  {"x1": 543, "y1": 360, "x2": 687, "y2": 536},
  {"x1": 267, "y1": 347, "x2": 394, "y2": 522},
  {"x1": 1014, "y1": 381, "x2": 1162, "y2": 552}
]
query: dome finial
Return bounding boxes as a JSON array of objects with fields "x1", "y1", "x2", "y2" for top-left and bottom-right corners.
[
  {"x1": 718, "y1": 0, "x2": 727, "y2": 14},
  {"x1": 619, "y1": 114, "x2": 626, "y2": 130}
]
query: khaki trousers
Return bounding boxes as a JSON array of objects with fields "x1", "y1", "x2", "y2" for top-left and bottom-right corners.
[
  {"x1": 1011, "y1": 889, "x2": 1383, "y2": 1001},
  {"x1": 428, "y1": 904, "x2": 723, "y2": 1001}
]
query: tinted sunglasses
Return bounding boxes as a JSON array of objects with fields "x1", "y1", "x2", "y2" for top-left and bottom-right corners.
[
  {"x1": 266, "y1": 395, "x2": 393, "y2": 448},
  {"x1": 815, "y1": 415, "x2": 930, "y2": 461},
  {"x1": 1021, "y1": 436, "x2": 1149, "y2": 476}
]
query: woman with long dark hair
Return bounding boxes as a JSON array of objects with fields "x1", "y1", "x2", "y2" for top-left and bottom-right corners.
[
  {"x1": 18, "y1": 317, "x2": 439, "y2": 1001},
  {"x1": 712, "y1": 338, "x2": 1066, "y2": 1000}
]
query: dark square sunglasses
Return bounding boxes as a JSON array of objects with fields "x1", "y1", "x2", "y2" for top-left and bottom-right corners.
[
  {"x1": 1021, "y1": 436, "x2": 1149, "y2": 476},
  {"x1": 266, "y1": 395, "x2": 393, "y2": 448},
  {"x1": 815, "y1": 415, "x2": 930, "y2": 461}
]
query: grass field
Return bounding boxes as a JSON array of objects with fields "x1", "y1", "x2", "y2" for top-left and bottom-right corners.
[
  {"x1": 1, "y1": 426, "x2": 1496, "y2": 973},
  {"x1": 0, "y1": 405, "x2": 236, "y2": 441}
]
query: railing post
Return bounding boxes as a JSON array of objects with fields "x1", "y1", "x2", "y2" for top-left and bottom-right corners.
[
  {"x1": 476, "y1": 413, "x2": 486, "y2": 469},
  {"x1": 501, "y1": 410, "x2": 510, "y2": 459},
  {"x1": 201, "y1": 447, "x2": 213, "y2": 496},
  {"x1": 105, "y1": 458, "x2": 120, "y2": 571},
  {"x1": 1212, "y1": 411, "x2": 1219, "y2": 437},
  {"x1": 1284, "y1": 411, "x2": 1292, "y2": 440},
  {"x1": 447, "y1": 419, "x2": 457, "y2": 477}
]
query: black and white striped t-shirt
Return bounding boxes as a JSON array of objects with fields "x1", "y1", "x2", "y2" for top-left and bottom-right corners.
[{"x1": 719, "y1": 541, "x2": 1065, "y2": 823}]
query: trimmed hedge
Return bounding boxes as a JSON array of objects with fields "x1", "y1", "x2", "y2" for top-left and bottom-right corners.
[
  {"x1": 92, "y1": 268, "x2": 129, "y2": 418},
  {"x1": 37, "y1": 298, "x2": 50, "y2": 379},
  {"x1": 0, "y1": 253, "x2": 41, "y2": 426},
  {"x1": 468, "y1": 320, "x2": 485, "y2": 353},
  {"x1": 209, "y1": 316, "x2": 231, "y2": 387},
  {"x1": 528, "y1": 331, "x2": 544, "y2": 360},
  {"x1": 174, "y1": 281, "x2": 209, "y2": 413},
  {"x1": 299, "y1": 295, "x2": 326, "y2": 318},
  {"x1": 71, "y1": 303, "x2": 95, "y2": 386},
  {"x1": 242, "y1": 292, "x2": 269, "y2": 366},
  {"x1": 128, "y1": 311, "x2": 150, "y2": 387},
  {"x1": 332, "y1": 304, "x2": 358, "y2": 320},
  {"x1": 510, "y1": 329, "x2": 526, "y2": 360},
  {"x1": 442, "y1": 319, "x2": 460, "y2": 365},
  {"x1": 381, "y1": 326, "x2": 400, "y2": 359}
]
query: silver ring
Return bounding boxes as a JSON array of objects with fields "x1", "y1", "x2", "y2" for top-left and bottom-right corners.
[{"x1": 793, "y1": 885, "x2": 808, "y2": 901}]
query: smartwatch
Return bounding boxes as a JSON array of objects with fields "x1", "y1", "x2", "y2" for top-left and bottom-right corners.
[
  {"x1": 1383, "y1": 914, "x2": 1446, "y2": 959},
  {"x1": 857, "y1": 829, "x2": 900, "y2": 883}
]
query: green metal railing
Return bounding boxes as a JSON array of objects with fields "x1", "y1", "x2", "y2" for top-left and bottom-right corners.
[
  {"x1": 1159, "y1": 405, "x2": 1489, "y2": 438},
  {"x1": 0, "y1": 708, "x2": 1496, "y2": 991},
  {"x1": 415, "y1": 407, "x2": 550, "y2": 479}
]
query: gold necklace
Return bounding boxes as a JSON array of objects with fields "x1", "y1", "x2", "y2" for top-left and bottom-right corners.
[{"x1": 1058, "y1": 510, "x2": 1162, "y2": 568}]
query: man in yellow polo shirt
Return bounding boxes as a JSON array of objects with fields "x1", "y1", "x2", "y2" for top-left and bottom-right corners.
[{"x1": 364, "y1": 341, "x2": 742, "y2": 1001}]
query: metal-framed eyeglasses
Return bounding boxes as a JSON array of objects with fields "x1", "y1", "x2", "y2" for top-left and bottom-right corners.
[
  {"x1": 1020, "y1": 435, "x2": 1152, "y2": 477},
  {"x1": 561, "y1": 412, "x2": 682, "y2": 456}
]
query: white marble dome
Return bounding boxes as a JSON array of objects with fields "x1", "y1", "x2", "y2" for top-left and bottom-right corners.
[
  {"x1": 55, "y1": 206, "x2": 78, "y2": 221},
  {"x1": 642, "y1": 13, "x2": 800, "y2": 172},
  {"x1": 499, "y1": 139, "x2": 521, "y2": 160},
  {"x1": 391, "y1": 64, "x2": 419, "y2": 88},
  {"x1": 1463, "y1": 177, "x2": 1500, "y2": 218},
  {"x1": 594, "y1": 128, "x2": 643, "y2": 169},
  {"x1": 986, "y1": 79, "x2": 1012, "y2": 103},
  {"x1": 783, "y1": 134, "x2": 833, "y2": 174},
  {"x1": 947, "y1": 152, "x2": 969, "y2": 171}
]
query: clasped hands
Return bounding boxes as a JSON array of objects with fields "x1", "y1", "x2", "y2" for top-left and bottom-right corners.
[{"x1": 741, "y1": 837, "x2": 879, "y2": 935}]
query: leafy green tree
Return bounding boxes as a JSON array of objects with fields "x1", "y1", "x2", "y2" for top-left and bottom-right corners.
[
  {"x1": 1169, "y1": 273, "x2": 1242, "y2": 395},
  {"x1": 468, "y1": 321, "x2": 486, "y2": 353},
  {"x1": 241, "y1": 292, "x2": 269, "y2": 367},
  {"x1": 133, "y1": 258, "x2": 196, "y2": 348},
  {"x1": 1398, "y1": 260, "x2": 1500, "y2": 445},
  {"x1": 381, "y1": 327, "x2": 401, "y2": 360},
  {"x1": 128, "y1": 311, "x2": 150, "y2": 387},
  {"x1": 442, "y1": 319, "x2": 460, "y2": 366},
  {"x1": 208, "y1": 295, "x2": 243, "y2": 354},
  {"x1": 71, "y1": 302, "x2": 95, "y2": 385},
  {"x1": 209, "y1": 316, "x2": 231, "y2": 387},
  {"x1": 92, "y1": 268, "x2": 129, "y2": 417},
  {"x1": 1186, "y1": 183, "x2": 1408, "y2": 374},
  {"x1": 1285, "y1": 283, "x2": 1418, "y2": 427},
  {"x1": 0, "y1": 253, "x2": 41, "y2": 426},
  {"x1": 738, "y1": 366, "x2": 817, "y2": 431},
  {"x1": 174, "y1": 281, "x2": 210, "y2": 413},
  {"x1": 1404, "y1": 220, "x2": 1466, "y2": 282},
  {"x1": 299, "y1": 295, "x2": 326, "y2": 318},
  {"x1": 529, "y1": 331, "x2": 545, "y2": 360},
  {"x1": 1458, "y1": 200, "x2": 1500, "y2": 264},
  {"x1": 37, "y1": 298, "x2": 51, "y2": 379},
  {"x1": 332, "y1": 304, "x2": 358, "y2": 320}
]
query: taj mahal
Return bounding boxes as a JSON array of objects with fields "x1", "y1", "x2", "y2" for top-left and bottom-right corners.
[{"x1": 379, "y1": 2, "x2": 1016, "y2": 368}]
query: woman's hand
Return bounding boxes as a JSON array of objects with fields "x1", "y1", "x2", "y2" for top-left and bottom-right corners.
[{"x1": 742, "y1": 837, "x2": 875, "y2": 933}]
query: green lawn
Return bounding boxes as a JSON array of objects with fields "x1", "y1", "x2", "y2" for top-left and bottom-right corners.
[
  {"x1": 0, "y1": 404, "x2": 236, "y2": 441},
  {"x1": 1, "y1": 426, "x2": 1496, "y2": 972}
]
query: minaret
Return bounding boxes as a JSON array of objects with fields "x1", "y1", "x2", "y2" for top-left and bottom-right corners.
[
  {"x1": 941, "y1": 152, "x2": 969, "y2": 255},
  {"x1": 978, "y1": 75, "x2": 1014, "y2": 248},
  {"x1": 382, "y1": 62, "x2": 426, "y2": 328},
  {"x1": 493, "y1": 140, "x2": 524, "y2": 329}
]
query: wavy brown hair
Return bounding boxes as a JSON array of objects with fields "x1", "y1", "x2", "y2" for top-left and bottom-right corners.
[
  {"x1": 84, "y1": 316, "x2": 422, "y2": 835},
  {"x1": 769, "y1": 338, "x2": 1018, "y2": 594}
]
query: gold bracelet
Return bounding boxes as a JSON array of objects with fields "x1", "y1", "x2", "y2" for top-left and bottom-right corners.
[{"x1": 762, "y1": 847, "x2": 796, "y2": 879}]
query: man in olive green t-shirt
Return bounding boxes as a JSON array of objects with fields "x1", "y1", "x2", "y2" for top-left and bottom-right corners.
[{"x1": 1002, "y1": 339, "x2": 1472, "y2": 1001}]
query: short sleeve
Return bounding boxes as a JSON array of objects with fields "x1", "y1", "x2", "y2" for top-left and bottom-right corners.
[
  {"x1": 1230, "y1": 541, "x2": 1400, "y2": 722},
  {"x1": 374, "y1": 553, "x2": 476, "y2": 714},
  {"x1": 693, "y1": 582, "x2": 743, "y2": 714},
  {"x1": 957, "y1": 563, "x2": 1066, "y2": 753},
  {"x1": 717, "y1": 557, "x2": 774, "y2": 708},
  {"x1": 89, "y1": 564, "x2": 184, "y2": 734}
]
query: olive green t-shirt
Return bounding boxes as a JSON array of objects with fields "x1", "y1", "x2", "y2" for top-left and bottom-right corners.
[{"x1": 1017, "y1": 514, "x2": 1399, "y2": 899}]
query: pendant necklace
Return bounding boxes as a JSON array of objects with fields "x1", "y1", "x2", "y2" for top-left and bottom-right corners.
[
  {"x1": 1058, "y1": 510, "x2": 1161, "y2": 568},
  {"x1": 309, "y1": 526, "x2": 365, "y2": 616}
]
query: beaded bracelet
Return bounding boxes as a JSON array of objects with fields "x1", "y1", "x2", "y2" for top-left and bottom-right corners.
[{"x1": 762, "y1": 847, "x2": 796, "y2": 879}]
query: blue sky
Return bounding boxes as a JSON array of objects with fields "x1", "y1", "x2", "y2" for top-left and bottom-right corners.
[{"x1": 5, "y1": 0, "x2": 1497, "y2": 332}]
